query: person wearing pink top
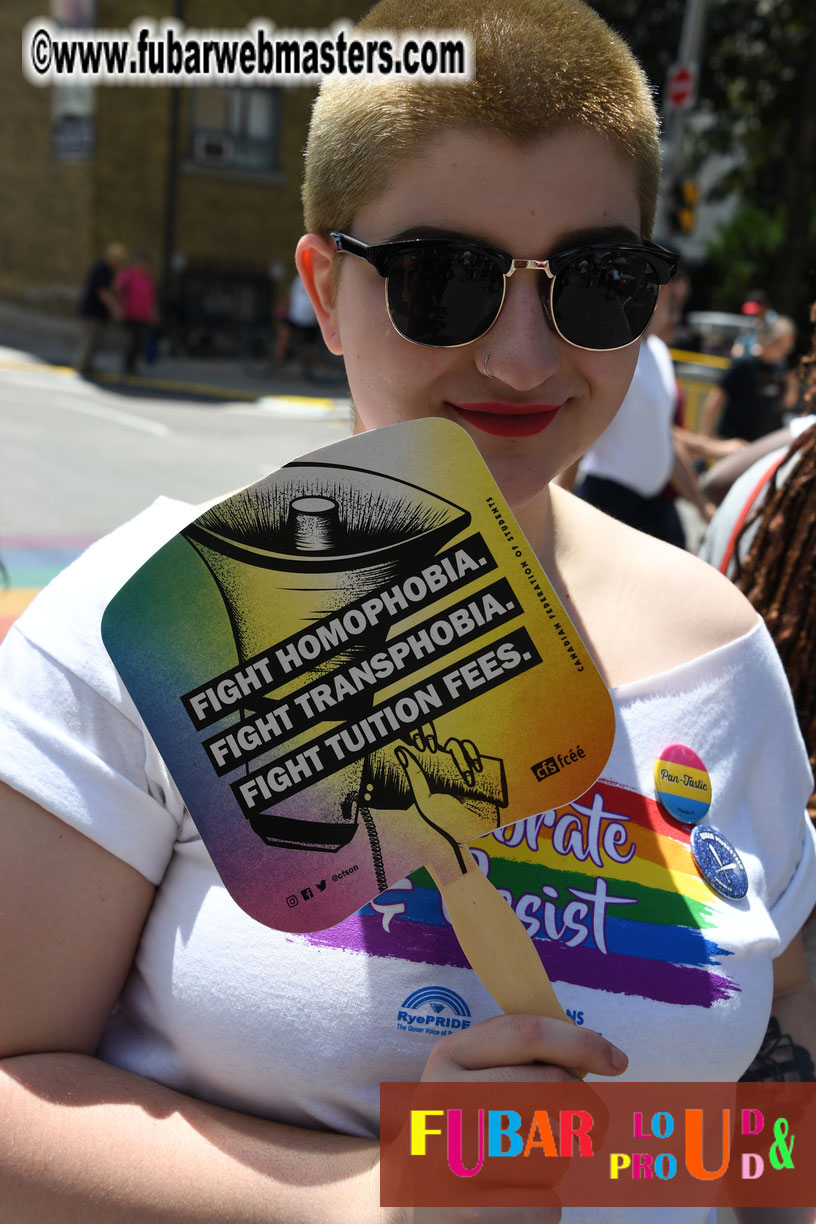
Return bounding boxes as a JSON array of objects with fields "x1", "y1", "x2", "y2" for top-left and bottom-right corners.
[{"x1": 115, "y1": 252, "x2": 158, "y2": 375}]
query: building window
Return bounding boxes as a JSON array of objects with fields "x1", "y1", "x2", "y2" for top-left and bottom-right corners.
[
  {"x1": 188, "y1": 87, "x2": 281, "y2": 174},
  {"x1": 50, "y1": 0, "x2": 96, "y2": 160}
]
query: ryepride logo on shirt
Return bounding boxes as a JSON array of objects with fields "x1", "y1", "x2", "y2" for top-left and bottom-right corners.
[{"x1": 396, "y1": 986, "x2": 472, "y2": 1036}]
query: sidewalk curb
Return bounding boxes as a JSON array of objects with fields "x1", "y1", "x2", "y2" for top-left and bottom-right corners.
[{"x1": 0, "y1": 352, "x2": 351, "y2": 417}]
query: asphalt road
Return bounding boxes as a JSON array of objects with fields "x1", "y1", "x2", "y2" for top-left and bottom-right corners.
[{"x1": 0, "y1": 349, "x2": 353, "y2": 538}]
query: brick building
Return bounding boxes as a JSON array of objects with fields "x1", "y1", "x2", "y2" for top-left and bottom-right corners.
[{"x1": 1, "y1": 0, "x2": 367, "y2": 334}]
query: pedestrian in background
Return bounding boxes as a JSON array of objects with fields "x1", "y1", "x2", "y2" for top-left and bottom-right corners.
[
  {"x1": 731, "y1": 288, "x2": 778, "y2": 359},
  {"x1": 701, "y1": 314, "x2": 797, "y2": 442},
  {"x1": 274, "y1": 271, "x2": 321, "y2": 366},
  {"x1": 116, "y1": 252, "x2": 158, "y2": 376},
  {"x1": 74, "y1": 242, "x2": 126, "y2": 378},
  {"x1": 568, "y1": 278, "x2": 715, "y2": 546}
]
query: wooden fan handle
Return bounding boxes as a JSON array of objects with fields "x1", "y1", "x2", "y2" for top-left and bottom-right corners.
[{"x1": 429, "y1": 847, "x2": 573, "y2": 1024}]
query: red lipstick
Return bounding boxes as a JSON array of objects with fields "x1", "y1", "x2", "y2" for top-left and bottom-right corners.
[{"x1": 450, "y1": 401, "x2": 560, "y2": 438}]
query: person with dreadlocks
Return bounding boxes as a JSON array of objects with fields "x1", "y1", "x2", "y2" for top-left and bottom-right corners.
[
  {"x1": 699, "y1": 310, "x2": 816, "y2": 1097},
  {"x1": 701, "y1": 302, "x2": 816, "y2": 823}
]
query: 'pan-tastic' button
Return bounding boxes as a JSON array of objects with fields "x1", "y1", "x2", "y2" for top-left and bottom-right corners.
[{"x1": 654, "y1": 743, "x2": 711, "y2": 825}]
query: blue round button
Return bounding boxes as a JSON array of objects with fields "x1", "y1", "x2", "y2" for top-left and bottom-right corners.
[{"x1": 690, "y1": 826, "x2": 748, "y2": 900}]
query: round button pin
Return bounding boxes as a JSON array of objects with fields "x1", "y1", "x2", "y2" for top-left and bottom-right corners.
[
  {"x1": 654, "y1": 743, "x2": 711, "y2": 824},
  {"x1": 690, "y1": 826, "x2": 748, "y2": 900}
]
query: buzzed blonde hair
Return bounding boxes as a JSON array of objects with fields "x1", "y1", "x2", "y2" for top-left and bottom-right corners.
[{"x1": 303, "y1": 0, "x2": 661, "y2": 239}]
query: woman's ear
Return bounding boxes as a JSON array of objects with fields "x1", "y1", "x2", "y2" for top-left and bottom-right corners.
[{"x1": 296, "y1": 233, "x2": 343, "y2": 355}]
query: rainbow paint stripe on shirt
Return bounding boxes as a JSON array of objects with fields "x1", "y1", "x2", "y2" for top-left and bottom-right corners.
[{"x1": 304, "y1": 779, "x2": 736, "y2": 1009}]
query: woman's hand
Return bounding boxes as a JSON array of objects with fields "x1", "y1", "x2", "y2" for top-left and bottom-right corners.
[
  {"x1": 396, "y1": 1014, "x2": 629, "y2": 1223},
  {"x1": 421, "y1": 1012, "x2": 628, "y2": 1085}
]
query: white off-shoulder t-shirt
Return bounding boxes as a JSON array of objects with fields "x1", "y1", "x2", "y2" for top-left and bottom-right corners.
[{"x1": 2, "y1": 496, "x2": 815, "y2": 1224}]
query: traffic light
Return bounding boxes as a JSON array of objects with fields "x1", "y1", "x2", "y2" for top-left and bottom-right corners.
[{"x1": 670, "y1": 180, "x2": 698, "y2": 235}]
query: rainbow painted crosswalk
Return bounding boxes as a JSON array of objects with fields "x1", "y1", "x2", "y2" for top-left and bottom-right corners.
[{"x1": 0, "y1": 537, "x2": 95, "y2": 642}]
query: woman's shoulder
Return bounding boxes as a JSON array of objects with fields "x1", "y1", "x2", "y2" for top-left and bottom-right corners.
[{"x1": 552, "y1": 488, "x2": 759, "y2": 688}]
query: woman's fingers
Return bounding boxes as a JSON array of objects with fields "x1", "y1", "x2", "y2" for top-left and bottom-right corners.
[{"x1": 421, "y1": 1013, "x2": 628, "y2": 1082}]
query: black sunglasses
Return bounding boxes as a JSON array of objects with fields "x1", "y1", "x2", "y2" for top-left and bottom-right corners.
[{"x1": 331, "y1": 231, "x2": 678, "y2": 352}]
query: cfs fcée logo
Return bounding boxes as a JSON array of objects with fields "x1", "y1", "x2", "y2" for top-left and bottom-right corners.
[
  {"x1": 397, "y1": 987, "x2": 471, "y2": 1036},
  {"x1": 532, "y1": 744, "x2": 586, "y2": 781}
]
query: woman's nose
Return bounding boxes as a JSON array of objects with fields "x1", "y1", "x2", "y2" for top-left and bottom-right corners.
[{"x1": 475, "y1": 274, "x2": 562, "y2": 389}]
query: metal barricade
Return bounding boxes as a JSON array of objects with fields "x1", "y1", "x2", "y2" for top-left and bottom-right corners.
[{"x1": 670, "y1": 347, "x2": 730, "y2": 433}]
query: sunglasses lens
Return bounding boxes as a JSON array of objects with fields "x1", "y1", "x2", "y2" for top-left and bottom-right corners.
[
  {"x1": 385, "y1": 245, "x2": 506, "y2": 346},
  {"x1": 551, "y1": 248, "x2": 666, "y2": 350}
]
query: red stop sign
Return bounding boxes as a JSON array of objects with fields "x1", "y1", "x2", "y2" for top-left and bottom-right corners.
[{"x1": 666, "y1": 62, "x2": 696, "y2": 110}]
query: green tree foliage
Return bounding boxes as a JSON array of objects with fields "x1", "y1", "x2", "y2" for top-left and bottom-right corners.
[
  {"x1": 590, "y1": 0, "x2": 816, "y2": 320},
  {"x1": 697, "y1": 201, "x2": 786, "y2": 310}
]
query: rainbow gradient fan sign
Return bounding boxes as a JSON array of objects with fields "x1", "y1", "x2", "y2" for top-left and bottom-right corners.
[{"x1": 101, "y1": 419, "x2": 615, "y2": 934}]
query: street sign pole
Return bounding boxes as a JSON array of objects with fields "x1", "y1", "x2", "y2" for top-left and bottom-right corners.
[
  {"x1": 160, "y1": 0, "x2": 186, "y2": 327},
  {"x1": 656, "y1": 0, "x2": 708, "y2": 241}
]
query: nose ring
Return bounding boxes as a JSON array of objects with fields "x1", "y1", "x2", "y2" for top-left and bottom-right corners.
[{"x1": 483, "y1": 353, "x2": 495, "y2": 379}]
